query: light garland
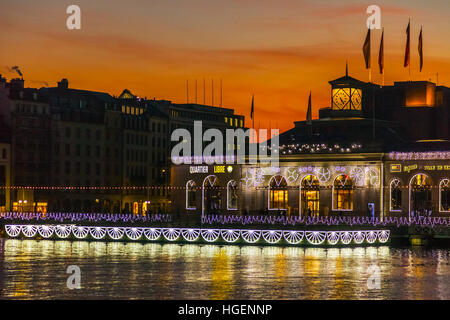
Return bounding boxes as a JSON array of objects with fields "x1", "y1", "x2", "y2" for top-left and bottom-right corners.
[
  {"x1": 201, "y1": 214, "x2": 450, "y2": 228},
  {"x1": 388, "y1": 151, "x2": 450, "y2": 160},
  {"x1": 3, "y1": 224, "x2": 390, "y2": 246},
  {"x1": 0, "y1": 212, "x2": 171, "y2": 223}
]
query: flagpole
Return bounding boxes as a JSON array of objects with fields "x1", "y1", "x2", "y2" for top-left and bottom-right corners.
[{"x1": 381, "y1": 27, "x2": 385, "y2": 86}]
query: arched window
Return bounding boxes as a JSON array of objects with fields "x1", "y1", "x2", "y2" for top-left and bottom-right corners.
[
  {"x1": 269, "y1": 175, "x2": 288, "y2": 210},
  {"x1": 227, "y1": 180, "x2": 238, "y2": 210},
  {"x1": 333, "y1": 175, "x2": 353, "y2": 211},
  {"x1": 186, "y1": 180, "x2": 197, "y2": 210},
  {"x1": 440, "y1": 179, "x2": 450, "y2": 212},
  {"x1": 390, "y1": 179, "x2": 402, "y2": 211},
  {"x1": 203, "y1": 175, "x2": 221, "y2": 215},
  {"x1": 410, "y1": 174, "x2": 432, "y2": 215},
  {"x1": 300, "y1": 175, "x2": 320, "y2": 217}
]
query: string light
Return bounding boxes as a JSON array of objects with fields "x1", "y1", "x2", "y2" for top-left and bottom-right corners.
[{"x1": 3, "y1": 224, "x2": 390, "y2": 246}]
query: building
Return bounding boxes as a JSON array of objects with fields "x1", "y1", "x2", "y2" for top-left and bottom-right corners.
[
  {"x1": 0, "y1": 76, "x2": 52, "y2": 213},
  {"x1": 0, "y1": 114, "x2": 11, "y2": 212},
  {"x1": 170, "y1": 71, "x2": 450, "y2": 220},
  {"x1": 0, "y1": 75, "x2": 246, "y2": 214}
]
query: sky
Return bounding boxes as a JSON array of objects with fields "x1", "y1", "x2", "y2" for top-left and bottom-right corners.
[{"x1": 1, "y1": 0, "x2": 450, "y2": 132}]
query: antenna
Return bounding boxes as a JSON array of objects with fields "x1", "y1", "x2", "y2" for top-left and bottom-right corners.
[
  {"x1": 220, "y1": 78, "x2": 223, "y2": 107},
  {"x1": 186, "y1": 80, "x2": 189, "y2": 103},
  {"x1": 195, "y1": 79, "x2": 197, "y2": 104}
]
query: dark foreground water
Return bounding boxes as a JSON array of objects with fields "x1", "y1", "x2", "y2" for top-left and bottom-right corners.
[{"x1": 1, "y1": 238, "x2": 450, "y2": 299}]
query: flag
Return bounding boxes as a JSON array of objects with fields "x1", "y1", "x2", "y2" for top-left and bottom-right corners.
[
  {"x1": 250, "y1": 95, "x2": 254, "y2": 119},
  {"x1": 418, "y1": 26, "x2": 423, "y2": 72},
  {"x1": 378, "y1": 29, "x2": 384, "y2": 74},
  {"x1": 363, "y1": 28, "x2": 371, "y2": 69},
  {"x1": 404, "y1": 20, "x2": 410, "y2": 67},
  {"x1": 306, "y1": 91, "x2": 312, "y2": 125}
]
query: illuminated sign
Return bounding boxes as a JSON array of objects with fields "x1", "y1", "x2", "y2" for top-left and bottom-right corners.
[
  {"x1": 424, "y1": 165, "x2": 450, "y2": 171},
  {"x1": 214, "y1": 166, "x2": 225, "y2": 173},
  {"x1": 390, "y1": 164, "x2": 401, "y2": 173},
  {"x1": 403, "y1": 164, "x2": 418, "y2": 173},
  {"x1": 227, "y1": 166, "x2": 233, "y2": 173},
  {"x1": 190, "y1": 166, "x2": 208, "y2": 174}
]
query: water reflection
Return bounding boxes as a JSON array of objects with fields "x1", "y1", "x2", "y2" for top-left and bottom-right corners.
[{"x1": 1, "y1": 239, "x2": 450, "y2": 299}]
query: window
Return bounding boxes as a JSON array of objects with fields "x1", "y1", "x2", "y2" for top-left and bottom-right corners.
[
  {"x1": 227, "y1": 180, "x2": 238, "y2": 210},
  {"x1": 269, "y1": 175, "x2": 288, "y2": 210},
  {"x1": 186, "y1": 180, "x2": 197, "y2": 210},
  {"x1": 2, "y1": 149, "x2": 6, "y2": 159},
  {"x1": 333, "y1": 175, "x2": 353, "y2": 211},
  {"x1": 203, "y1": 175, "x2": 221, "y2": 214},
  {"x1": 301, "y1": 175, "x2": 320, "y2": 217},
  {"x1": 440, "y1": 179, "x2": 450, "y2": 212},
  {"x1": 390, "y1": 179, "x2": 402, "y2": 211},
  {"x1": 410, "y1": 174, "x2": 432, "y2": 214}
]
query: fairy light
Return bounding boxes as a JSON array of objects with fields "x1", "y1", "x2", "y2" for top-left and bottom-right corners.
[{"x1": 3, "y1": 224, "x2": 392, "y2": 245}]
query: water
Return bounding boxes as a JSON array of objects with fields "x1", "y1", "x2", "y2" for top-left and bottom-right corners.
[{"x1": 1, "y1": 238, "x2": 450, "y2": 299}]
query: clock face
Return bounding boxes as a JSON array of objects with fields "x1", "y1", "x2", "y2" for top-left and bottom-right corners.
[
  {"x1": 332, "y1": 88, "x2": 363, "y2": 110},
  {"x1": 351, "y1": 89, "x2": 362, "y2": 110},
  {"x1": 332, "y1": 88, "x2": 350, "y2": 110}
]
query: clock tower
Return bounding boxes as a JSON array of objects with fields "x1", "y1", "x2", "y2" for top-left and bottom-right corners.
[{"x1": 321, "y1": 72, "x2": 379, "y2": 119}]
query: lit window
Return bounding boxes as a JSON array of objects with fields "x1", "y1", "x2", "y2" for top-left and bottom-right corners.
[
  {"x1": 301, "y1": 175, "x2": 320, "y2": 216},
  {"x1": 390, "y1": 179, "x2": 402, "y2": 211},
  {"x1": 440, "y1": 179, "x2": 450, "y2": 212},
  {"x1": 333, "y1": 175, "x2": 353, "y2": 211},
  {"x1": 227, "y1": 180, "x2": 238, "y2": 210},
  {"x1": 269, "y1": 175, "x2": 288, "y2": 210}
]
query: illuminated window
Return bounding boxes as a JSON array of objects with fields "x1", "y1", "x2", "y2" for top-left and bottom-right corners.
[
  {"x1": 333, "y1": 175, "x2": 353, "y2": 211},
  {"x1": 390, "y1": 179, "x2": 402, "y2": 211},
  {"x1": 224, "y1": 117, "x2": 228, "y2": 124},
  {"x1": 142, "y1": 201, "x2": 150, "y2": 215},
  {"x1": 186, "y1": 180, "x2": 197, "y2": 210},
  {"x1": 35, "y1": 202, "x2": 48, "y2": 215},
  {"x1": 410, "y1": 174, "x2": 432, "y2": 214},
  {"x1": 133, "y1": 202, "x2": 139, "y2": 215},
  {"x1": 203, "y1": 175, "x2": 221, "y2": 214},
  {"x1": 240, "y1": 119, "x2": 243, "y2": 127},
  {"x1": 234, "y1": 118, "x2": 238, "y2": 127},
  {"x1": 440, "y1": 179, "x2": 450, "y2": 212},
  {"x1": 269, "y1": 175, "x2": 288, "y2": 210},
  {"x1": 301, "y1": 175, "x2": 320, "y2": 217},
  {"x1": 227, "y1": 180, "x2": 238, "y2": 210}
]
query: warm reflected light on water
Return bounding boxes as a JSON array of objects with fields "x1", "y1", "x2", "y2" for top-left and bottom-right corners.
[{"x1": 1, "y1": 239, "x2": 450, "y2": 299}]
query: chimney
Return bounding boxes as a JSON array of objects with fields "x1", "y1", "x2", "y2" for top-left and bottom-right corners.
[
  {"x1": 0, "y1": 74, "x2": 6, "y2": 88},
  {"x1": 58, "y1": 78, "x2": 69, "y2": 89}
]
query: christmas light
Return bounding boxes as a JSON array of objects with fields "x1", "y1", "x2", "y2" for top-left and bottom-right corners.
[{"x1": 3, "y1": 224, "x2": 391, "y2": 246}]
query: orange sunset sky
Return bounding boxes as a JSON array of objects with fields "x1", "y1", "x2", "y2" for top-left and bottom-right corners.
[{"x1": 1, "y1": 0, "x2": 450, "y2": 132}]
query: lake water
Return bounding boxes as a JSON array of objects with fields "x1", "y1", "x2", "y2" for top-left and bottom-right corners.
[{"x1": 1, "y1": 238, "x2": 450, "y2": 299}]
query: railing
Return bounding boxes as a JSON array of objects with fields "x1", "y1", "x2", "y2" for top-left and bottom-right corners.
[
  {"x1": 2, "y1": 211, "x2": 450, "y2": 229},
  {"x1": 0, "y1": 212, "x2": 171, "y2": 224},
  {"x1": 201, "y1": 214, "x2": 450, "y2": 228}
]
